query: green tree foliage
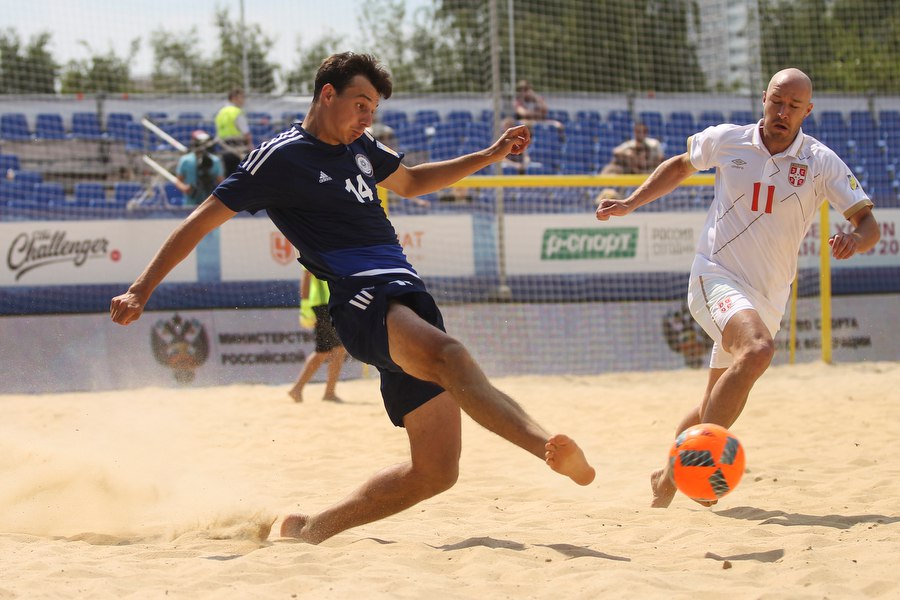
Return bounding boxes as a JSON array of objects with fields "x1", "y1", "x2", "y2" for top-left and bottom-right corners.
[
  {"x1": 432, "y1": 0, "x2": 706, "y2": 93},
  {"x1": 283, "y1": 34, "x2": 347, "y2": 95},
  {"x1": 760, "y1": 0, "x2": 900, "y2": 93},
  {"x1": 60, "y1": 39, "x2": 139, "y2": 94},
  {"x1": 208, "y1": 7, "x2": 278, "y2": 93},
  {"x1": 0, "y1": 29, "x2": 57, "y2": 93},
  {"x1": 149, "y1": 27, "x2": 207, "y2": 93}
]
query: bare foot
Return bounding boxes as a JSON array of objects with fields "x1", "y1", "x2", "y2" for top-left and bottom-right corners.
[
  {"x1": 650, "y1": 467, "x2": 677, "y2": 508},
  {"x1": 545, "y1": 434, "x2": 596, "y2": 486},
  {"x1": 322, "y1": 394, "x2": 344, "y2": 403},
  {"x1": 650, "y1": 467, "x2": 717, "y2": 508},
  {"x1": 280, "y1": 513, "x2": 320, "y2": 544},
  {"x1": 288, "y1": 388, "x2": 303, "y2": 403}
]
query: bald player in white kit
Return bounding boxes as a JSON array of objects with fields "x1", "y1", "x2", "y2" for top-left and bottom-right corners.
[{"x1": 595, "y1": 68, "x2": 881, "y2": 507}]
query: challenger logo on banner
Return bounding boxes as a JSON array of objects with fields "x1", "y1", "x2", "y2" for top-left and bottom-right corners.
[{"x1": 6, "y1": 229, "x2": 112, "y2": 281}]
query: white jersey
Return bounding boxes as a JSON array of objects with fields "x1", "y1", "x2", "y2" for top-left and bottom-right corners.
[{"x1": 688, "y1": 121, "x2": 872, "y2": 318}]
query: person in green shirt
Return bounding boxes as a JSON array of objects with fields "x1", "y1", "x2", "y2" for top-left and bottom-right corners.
[
  {"x1": 288, "y1": 268, "x2": 347, "y2": 403},
  {"x1": 214, "y1": 87, "x2": 252, "y2": 176}
]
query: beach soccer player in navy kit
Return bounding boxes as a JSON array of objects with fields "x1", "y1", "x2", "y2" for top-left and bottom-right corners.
[{"x1": 110, "y1": 52, "x2": 595, "y2": 544}]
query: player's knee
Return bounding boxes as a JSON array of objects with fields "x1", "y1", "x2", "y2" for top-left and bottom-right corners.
[
  {"x1": 738, "y1": 337, "x2": 775, "y2": 373},
  {"x1": 417, "y1": 460, "x2": 459, "y2": 497},
  {"x1": 430, "y1": 338, "x2": 473, "y2": 382}
]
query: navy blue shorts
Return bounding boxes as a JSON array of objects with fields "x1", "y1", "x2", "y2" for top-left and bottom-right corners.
[{"x1": 329, "y1": 275, "x2": 446, "y2": 427}]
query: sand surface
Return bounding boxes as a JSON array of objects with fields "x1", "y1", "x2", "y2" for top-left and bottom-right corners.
[{"x1": 1, "y1": 361, "x2": 898, "y2": 599}]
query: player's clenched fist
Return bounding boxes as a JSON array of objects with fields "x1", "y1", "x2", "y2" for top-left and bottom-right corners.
[{"x1": 110, "y1": 291, "x2": 146, "y2": 325}]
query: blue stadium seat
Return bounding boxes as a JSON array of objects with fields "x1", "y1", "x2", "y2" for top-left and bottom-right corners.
[
  {"x1": 668, "y1": 111, "x2": 695, "y2": 126},
  {"x1": 607, "y1": 109, "x2": 632, "y2": 126},
  {"x1": 246, "y1": 111, "x2": 272, "y2": 124},
  {"x1": 281, "y1": 111, "x2": 305, "y2": 126},
  {"x1": 12, "y1": 170, "x2": 42, "y2": 185},
  {"x1": 729, "y1": 110, "x2": 756, "y2": 125},
  {"x1": 547, "y1": 109, "x2": 570, "y2": 124},
  {"x1": 177, "y1": 112, "x2": 205, "y2": 124},
  {"x1": 124, "y1": 122, "x2": 147, "y2": 151},
  {"x1": 71, "y1": 112, "x2": 105, "y2": 140},
  {"x1": 165, "y1": 123, "x2": 195, "y2": 149},
  {"x1": 113, "y1": 181, "x2": 145, "y2": 205},
  {"x1": 428, "y1": 121, "x2": 467, "y2": 161},
  {"x1": 0, "y1": 180, "x2": 34, "y2": 206},
  {"x1": 850, "y1": 111, "x2": 877, "y2": 132},
  {"x1": 106, "y1": 112, "x2": 134, "y2": 142},
  {"x1": 0, "y1": 113, "x2": 31, "y2": 141},
  {"x1": 463, "y1": 121, "x2": 492, "y2": 147},
  {"x1": 0, "y1": 153, "x2": 21, "y2": 173},
  {"x1": 73, "y1": 182, "x2": 107, "y2": 206},
  {"x1": 412, "y1": 109, "x2": 441, "y2": 129},
  {"x1": 145, "y1": 111, "x2": 168, "y2": 123},
  {"x1": 818, "y1": 111, "x2": 849, "y2": 153},
  {"x1": 35, "y1": 113, "x2": 67, "y2": 140},
  {"x1": 250, "y1": 123, "x2": 275, "y2": 143},
  {"x1": 698, "y1": 111, "x2": 725, "y2": 130},
  {"x1": 575, "y1": 110, "x2": 602, "y2": 124},
  {"x1": 34, "y1": 182, "x2": 66, "y2": 206},
  {"x1": 529, "y1": 122, "x2": 563, "y2": 171},
  {"x1": 877, "y1": 110, "x2": 900, "y2": 130},
  {"x1": 395, "y1": 122, "x2": 429, "y2": 153},
  {"x1": 380, "y1": 110, "x2": 407, "y2": 130},
  {"x1": 446, "y1": 110, "x2": 474, "y2": 124}
]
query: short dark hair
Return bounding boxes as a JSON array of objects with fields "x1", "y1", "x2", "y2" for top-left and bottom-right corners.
[
  {"x1": 313, "y1": 52, "x2": 393, "y2": 102},
  {"x1": 228, "y1": 87, "x2": 244, "y2": 101}
]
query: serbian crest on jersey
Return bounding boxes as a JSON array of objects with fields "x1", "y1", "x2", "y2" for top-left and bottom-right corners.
[
  {"x1": 355, "y1": 153, "x2": 374, "y2": 177},
  {"x1": 789, "y1": 162, "x2": 808, "y2": 187}
]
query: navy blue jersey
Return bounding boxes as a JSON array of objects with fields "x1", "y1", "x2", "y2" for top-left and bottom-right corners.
[{"x1": 214, "y1": 124, "x2": 415, "y2": 282}]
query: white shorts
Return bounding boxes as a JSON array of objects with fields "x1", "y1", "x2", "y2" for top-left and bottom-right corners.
[{"x1": 687, "y1": 275, "x2": 782, "y2": 369}]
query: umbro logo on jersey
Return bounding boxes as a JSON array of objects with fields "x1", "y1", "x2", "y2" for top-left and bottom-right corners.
[
  {"x1": 318, "y1": 171, "x2": 332, "y2": 183},
  {"x1": 348, "y1": 289, "x2": 374, "y2": 310},
  {"x1": 730, "y1": 159, "x2": 747, "y2": 169}
]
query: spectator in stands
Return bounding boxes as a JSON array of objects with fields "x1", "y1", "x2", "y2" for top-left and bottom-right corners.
[
  {"x1": 174, "y1": 130, "x2": 225, "y2": 206},
  {"x1": 513, "y1": 79, "x2": 564, "y2": 137},
  {"x1": 514, "y1": 80, "x2": 549, "y2": 122},
  {"x1": 600, "y1": 122, "x2": 664, "y2": 175},
  {"x1": 110, "y1": 51, "x2": 595, "y2": 544},
  {"x1": 596, "y1": 67, "x2": 880, "y2": 508},
  {"x1": 288, "y1": 268, "x2": 347, "y2": 403},
  {"x1": 214, "y1": 87, "x2": 253, "y2": 176}
]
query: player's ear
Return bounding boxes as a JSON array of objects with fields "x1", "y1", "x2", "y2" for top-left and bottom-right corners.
[
  {"x1": 322, "y1": 83, "x2": 336, "y2": 103},
  {"x1": 805, "y1": 102, "x2": 814, "y2": 118}
]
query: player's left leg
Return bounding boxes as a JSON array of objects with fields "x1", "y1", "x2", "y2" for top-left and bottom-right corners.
[
  {"x1": 651, "y1": 368, "x2": 725, "y2": 508},
  {"x1": 702, "y1": 309, "x2": 774, "y2": 427},
  {"x1": 280, "y1": 391, "x2": 462, "y2": 544}
]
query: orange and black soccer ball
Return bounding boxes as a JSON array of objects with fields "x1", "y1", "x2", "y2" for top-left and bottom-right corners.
[{"x1": 669, "y1": 423, "x2": 745, "y2": 502}]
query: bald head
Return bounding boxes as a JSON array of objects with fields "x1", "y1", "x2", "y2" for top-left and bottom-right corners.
[{"x1": 767, "y1": 68, "x2": 813, "y2": 98}]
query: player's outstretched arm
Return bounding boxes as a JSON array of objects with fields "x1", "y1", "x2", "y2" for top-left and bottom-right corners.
[
  {"x1": 110, "y1": 195, "x2": 236, "y2": 325},
  {"x1": 380, "y1": 124, "x2": 531, "y2": 199},
  {"x1": 596, "y1": 153, "x2": 697, "y2": 221}
]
